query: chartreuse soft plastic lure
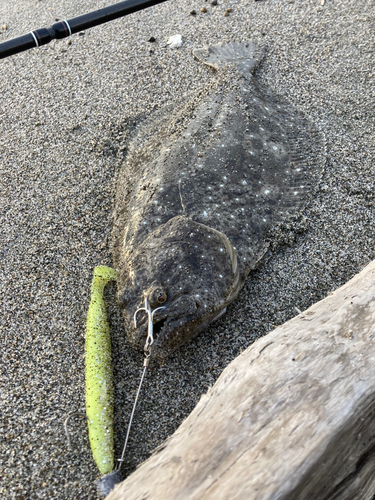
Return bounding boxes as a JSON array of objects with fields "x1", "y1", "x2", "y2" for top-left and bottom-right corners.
[{"x1": 85, "y1": 265, "x2": 116, "y2": 475}]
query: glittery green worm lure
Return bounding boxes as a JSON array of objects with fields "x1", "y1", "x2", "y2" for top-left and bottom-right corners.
[{"x1": 85, "y1": 265, "x2": 116, "y2": 475}]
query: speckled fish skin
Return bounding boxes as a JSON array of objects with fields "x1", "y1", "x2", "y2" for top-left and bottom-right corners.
[{"x1": 112, "y1": 42, "x2": 325, "y2": 359}]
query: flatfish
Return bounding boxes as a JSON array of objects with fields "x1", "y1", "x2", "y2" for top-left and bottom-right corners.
[{"x1": 111, "y1": 41, "x2": 324, "y2": 358}]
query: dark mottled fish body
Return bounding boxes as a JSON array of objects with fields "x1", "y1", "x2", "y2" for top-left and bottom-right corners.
[{"x1": 112, "y1": 42, "x2": 324, "y2": 358}]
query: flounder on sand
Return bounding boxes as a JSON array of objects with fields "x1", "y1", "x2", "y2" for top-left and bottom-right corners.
[{"x1": 112, "y1": 41, "x2": 324, "y2": 359}]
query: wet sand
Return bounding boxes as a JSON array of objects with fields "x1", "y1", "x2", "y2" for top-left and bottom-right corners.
[{"x1": 0, "y1": 0, "x2": 374, "y2": 498}]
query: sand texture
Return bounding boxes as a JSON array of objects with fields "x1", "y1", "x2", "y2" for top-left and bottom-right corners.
[{"x1": 0, "y1": 0, "x2": 374, "y2": 498}]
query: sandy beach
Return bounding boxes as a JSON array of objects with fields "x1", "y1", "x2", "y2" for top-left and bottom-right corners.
[{"x1": 0, "y1": 0, "x2": 374, "y2": 498}]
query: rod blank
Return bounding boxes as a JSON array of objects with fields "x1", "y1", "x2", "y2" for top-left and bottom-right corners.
[{"x1": 0, "y1": 0, "x2": 169, "y2": 59}]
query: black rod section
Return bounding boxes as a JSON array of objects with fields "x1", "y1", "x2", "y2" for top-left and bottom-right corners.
[{"x1": 0, "y1": 0, "x2": 169, "y2": 59}]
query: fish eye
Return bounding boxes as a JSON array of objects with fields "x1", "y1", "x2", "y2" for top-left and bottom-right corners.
[
  {"x1": 157, "y1": 291, "x2": 167, "y2": 304},
  {"x1": 148, "y1": 286, "x2": 167, "y2": 308}
]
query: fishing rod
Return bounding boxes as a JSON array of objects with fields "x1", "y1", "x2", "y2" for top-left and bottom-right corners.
[{"x1": 0, "y1": 0, "x2": 169, "y2": 59}]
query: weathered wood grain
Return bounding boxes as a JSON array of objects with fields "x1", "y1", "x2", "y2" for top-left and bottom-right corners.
[{"x1": 107, "y1": 260, "x2": 375, "y2": 500}]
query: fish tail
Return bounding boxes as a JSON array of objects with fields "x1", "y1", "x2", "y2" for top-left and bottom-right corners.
[{"x1": 193, "y1": 41, "x2": 264, "y2": 76}]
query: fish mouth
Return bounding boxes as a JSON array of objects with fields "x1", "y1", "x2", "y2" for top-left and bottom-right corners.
[
  {"x1": 130, "y1": 304, "x2": 225, "y2": 359},
  {"x1": 130, "y1": 292, "x2": 202, "y2": 356},
  {"x1": 153, "y1": 316, "x2": 168, "y2": 338},
  {"x1": 131, "y1": 308, "x2": 186, "y2": 348}
]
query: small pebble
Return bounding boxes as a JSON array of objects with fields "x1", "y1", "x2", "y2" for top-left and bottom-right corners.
[
  {"x1": 190, "y1": 9, "x2": 197, "y2": 15},
  {"x1": 225, "y1": 8, "x2": 233, "y2": 12},
  {"x1": 78, "y1": 32, "x2": 85, "y2": 36},
  {"x1": 148, "y1": 36, "x2": 156, "y2": 42},
  {"x1": 201, "y1": 7, "x2": 207, "y2": 12},
  {"x1": 211, "y1": 0, "x2": 218, "y2": 5},
  {"x1": 2, "y1": 24, "x2": 7, "y2": 30},
  {"x1": 166, "y1": 34, "x2": 183, "y2": 48}
]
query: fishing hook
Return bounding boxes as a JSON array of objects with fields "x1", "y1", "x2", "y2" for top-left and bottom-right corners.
[
  {"x1": 116, "y1": 298, "x2": 165, "y2": 470},
  {"x1": 134, "y1": 297, "x2": 165, "y2": 352}
]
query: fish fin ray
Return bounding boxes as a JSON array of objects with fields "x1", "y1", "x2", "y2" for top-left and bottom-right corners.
[{"x1": 193, "y1": 41, "x2": 264, "y2": 76}]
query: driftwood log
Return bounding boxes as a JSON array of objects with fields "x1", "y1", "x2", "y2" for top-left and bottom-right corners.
[{"x1": 107, "y1": 260, "x2": 375, "y2": 500}]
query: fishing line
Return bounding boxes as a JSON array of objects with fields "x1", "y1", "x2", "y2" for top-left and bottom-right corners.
[
  {"x1": 116, "y1": 297, "x2": 165, "y2": 469},
  {"x1": 63, "y1": 411, "x2": 88, "y2": 450},
  {"x1": 116, "y1": 350, "x2": 151, "y2": 470}
]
